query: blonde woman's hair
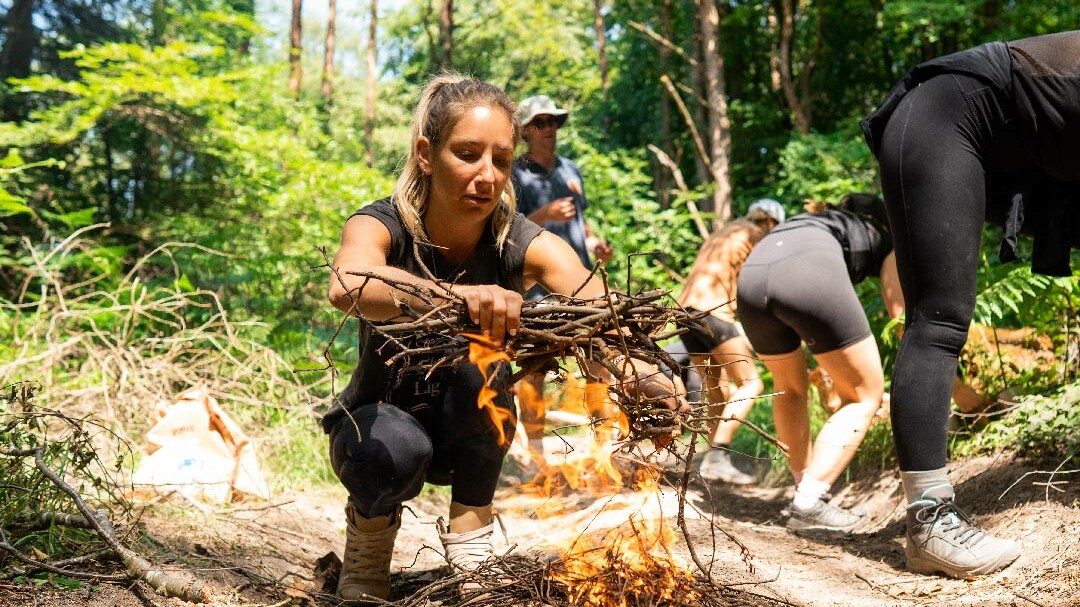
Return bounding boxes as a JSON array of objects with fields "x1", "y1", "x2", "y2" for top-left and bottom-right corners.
[{"x1": 393, "y1": 73, "x2": 521, "y2": 251}]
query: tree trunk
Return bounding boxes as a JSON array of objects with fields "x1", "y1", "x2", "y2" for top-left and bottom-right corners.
[
  {"x1": 593, "y1": 0, "x2": 609, "y2": 93},
  {"x1": 773, "y1": 0, "x2": 822, "y2": 134},
  {"x1": 230, "y1": 0, "x2": 256, "y2": 54},
  {"x1": 422, "y1": 0, "x2": 439, "y2": 68},
  {"x1": 151, "y1": 0, "x2": 166, "y2": 45},
  {"x1": 776, "y1": 0, "x2": 814, "y2": 135},
  {"x1": 0, "y1": 0, "x2": 36, "y2": 122},
  {"x1": 657, "y1": 0, "x2": 674, "y2": 207},
  {"x1": 322, "y1": 0, "x2": 336, "y2": 108},
  {"x1": 365, "y1": 0, "x2": 378, "y2": 168},
  {"x1": 288, "y1": 0, "x2": 303, "y2": 98},
  {"x1": 697, "y1": 0, "x2": 734, "y2": 224},
  {"x1": 980, "y1": 0, "x2": 1001, "y2": 37},
  {"x1": 439, "y1": 0, "x2": 453, "y2": 69},
  {"x1": 767, "y1": 7, "x2": 781, "y2": 92},
  {"x1": 689, "y1": 15, "x2": 709, "y2": 187}
]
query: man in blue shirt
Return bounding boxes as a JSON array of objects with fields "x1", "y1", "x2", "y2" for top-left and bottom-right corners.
[
  {"x1": 513, "y1": 95, "x2": 612, "y2": 277},
  {"x1": 512, "y1": 95, "x2": 613, "y2": 466}
]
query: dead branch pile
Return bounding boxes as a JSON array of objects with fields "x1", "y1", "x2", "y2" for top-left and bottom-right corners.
[
  {"x1": 339, "y1": 553, "x2": 792, "y2": 607},
  {"x1": 0, "y1": 382, "x2": 213, "y2": 602},
  {"x1": 335, "y1": 264, "x2": 715, "y2": 444}
]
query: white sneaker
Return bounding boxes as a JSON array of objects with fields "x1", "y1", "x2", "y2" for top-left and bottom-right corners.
[{"x1": 699, "y1": 449, "x2": 757, "y2": 485}]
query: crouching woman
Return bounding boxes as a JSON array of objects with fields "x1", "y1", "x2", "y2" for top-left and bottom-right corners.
[{"x1": 323, "y1": 74, "x2": 683, "y2": 601}]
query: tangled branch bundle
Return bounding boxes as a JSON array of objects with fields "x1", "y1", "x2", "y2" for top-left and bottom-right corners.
[
  {"x1": 341, "y1": 266, "x2": 702, "y2": 443},
  {"x1": 1, "y1": 383, "x2": 214, "y2": 603}
]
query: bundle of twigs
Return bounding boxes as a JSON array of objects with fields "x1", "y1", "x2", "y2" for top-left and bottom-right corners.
[{"x1": 338, "y1": 263, "x2": 702, "y2": 443}]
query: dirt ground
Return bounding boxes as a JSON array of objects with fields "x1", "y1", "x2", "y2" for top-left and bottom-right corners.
[{"x1": 3, "y1": 436, "x2": 1078, "y2": 607}]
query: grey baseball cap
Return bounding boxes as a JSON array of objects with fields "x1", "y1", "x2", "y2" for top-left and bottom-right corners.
[
  {"x1": 747, "y1": 198, "x2": 785, "y2": 223},
  {"x1": 518, "y1": 95, "x2": 569, "y2": 128}
]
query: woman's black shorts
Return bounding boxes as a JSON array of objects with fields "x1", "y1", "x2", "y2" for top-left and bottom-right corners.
[
  {"x1": 679, "y1": 308, "x2": 742, "y2": 355},
  {"x1": 736, "y1": 227, "x2": 871, "y2": 356}
]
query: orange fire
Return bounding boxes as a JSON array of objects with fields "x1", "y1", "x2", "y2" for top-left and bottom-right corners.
[
  {"x1": 518, "y1": 376, "x2": 635, "y2": 500},
  {"x1": 552, "y1": 476, "x2": 700, "y2": 607},
  {"x1": 497, "y1": 374, "x2": 701, "y2": 605},
  {"x1": 462, "y1": 333, "x2": 515, "y2": 448}
]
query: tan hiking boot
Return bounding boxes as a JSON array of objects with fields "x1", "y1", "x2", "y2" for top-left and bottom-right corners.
[
  {"x1": 905, "y1": 487, "x2": 1020, "y2": 579},
  {"x1": 338, "y1": 502, "x2": 401, "y2": 601}
]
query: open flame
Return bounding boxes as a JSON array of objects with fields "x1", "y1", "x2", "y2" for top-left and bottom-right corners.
[
  {"x1": 551, "y1": 476, "x2": 701, "y2": 607},
  {"x1": 462, "y1": 333, "x2": 515, "y2": 448},
  {"x1": 517, "y1": 376, "x2": 636, "y2": 499},
  {"x1": 503, "y1": 380, "x2": 700, "y2": 606}
]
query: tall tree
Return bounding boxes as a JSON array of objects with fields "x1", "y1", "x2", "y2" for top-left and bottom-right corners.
[
  {"x1": 288, "y1": 0, "x2": 303, "y2": 97},
  {"x1": 365, "y1": 0, "x2": 378, "y2": 168},
  {"x1": 0, "y1": 0, "x2": 35, "y2": 122},
  {"x1": 439, "y1": 0, "x2": 453, "y2": 69},
  {"x1": 656, "y1": 0, "x2": 675, "y2": 207},
  {"x1": 697, "y1": 0, "x2": 733, "y2": 223},
  {"x1": 321, "y1": 0, "x2": 336, "y2": 107},
  {"x1": 593, "y1": 0, "x2": 609, "y2": 94},
  {"x1": 776, "y1": 0, "x2": 821, "y2": 134},
  {"x1": 151, "y1": 0, "x2": 166, "y2": 45}
]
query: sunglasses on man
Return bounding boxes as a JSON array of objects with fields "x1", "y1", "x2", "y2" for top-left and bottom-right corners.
[{"x1": 528, "y1": 116, "x2": 562, "y2": 129}]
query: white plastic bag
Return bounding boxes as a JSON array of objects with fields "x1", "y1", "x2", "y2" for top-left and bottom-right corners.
[{"x1": 132, "y1": 386, "x2": 270, "y2": 503}]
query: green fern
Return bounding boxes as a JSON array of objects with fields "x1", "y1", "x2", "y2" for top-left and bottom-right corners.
[{"x1": 973, "y1": 265, "x2": 1057, "y2": 325}]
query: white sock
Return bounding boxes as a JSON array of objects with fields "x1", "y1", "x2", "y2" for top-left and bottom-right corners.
[
  {"x1": 900, "y1": 468, "x2": 951, "y2": 504},
  {"x1": 792, "y1": 475, "x2": 831, "y2": 510}
]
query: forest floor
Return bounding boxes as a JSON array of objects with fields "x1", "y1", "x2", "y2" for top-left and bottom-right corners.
[{"x1": 3, "y1": 436, "x2": 1079, "y2": 607}]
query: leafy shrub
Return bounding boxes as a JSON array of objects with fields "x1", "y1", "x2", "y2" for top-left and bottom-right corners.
[
  {"x1": 953, "y1": 383, "x2": 1080, "y2": 464},
  {"x1": 774, "y1": 124, "x2": 879, "y2": 205},
  {"x1": 0, "y1": 229, "x2": 335, "y2": 490}
]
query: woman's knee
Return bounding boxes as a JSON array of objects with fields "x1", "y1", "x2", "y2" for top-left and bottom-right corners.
[
  {"x1": 329, "y1": 405, "x2": 433, "y2": 508},
  {"x1": 830, "y1": 397, "x2": 881, "y2": 430},
  {"x1": 905, "y1": 311, "x2": 972, "y2": 355}
]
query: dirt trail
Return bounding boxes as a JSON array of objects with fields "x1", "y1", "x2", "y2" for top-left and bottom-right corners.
[{"x1": 5, "y1": 445, "x2": 1078, "y2": 607}]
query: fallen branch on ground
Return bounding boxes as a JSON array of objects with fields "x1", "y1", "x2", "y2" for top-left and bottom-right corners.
[{"x1": 1, "y1": 384, "x2": 214, "y2": 602}]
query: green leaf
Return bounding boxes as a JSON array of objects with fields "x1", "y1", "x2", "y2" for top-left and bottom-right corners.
[{"x1": 0, "y1": 192, "x2": 34, "y2": 218}]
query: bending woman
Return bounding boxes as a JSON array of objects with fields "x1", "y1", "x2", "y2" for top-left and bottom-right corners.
[
  {"x1": 323, "y1": 74, "x2": 682, "y2": 602},
  {"x1": 737, "y1": 194, "x2": 903, "y2": 532},
  {"x1": 862, "y1": 30, "x2": 1080, "y2": 578},
  {"x1": 677, "y1": 199, "x2": 784, "y2": 484}
]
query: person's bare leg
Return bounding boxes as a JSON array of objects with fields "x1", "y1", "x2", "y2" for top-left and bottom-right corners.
[
  {"x1": 804, "y1": 336, "x2": 884, "y2": 485},
  {"x1": 708, "y1": 336, "x2": 764, "y2": 445},
  {"x1": 697, "y1": 338, "x2": 763, "y2": 484},
  {"x1": 448, "y1": 501, "x2": 492, "y2": 532},
  {"x1": 691, "y1": 352, "x2": 727, "y2": 435},
  {"x1": 760, "y1": 349, "x2": 812, "y2": 482}
]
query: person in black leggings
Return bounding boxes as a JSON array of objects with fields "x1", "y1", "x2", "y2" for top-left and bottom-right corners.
[
  {"x1": 862, "y1": 30, "x2": 1080, "y2": 579},
  {"x1": 324, "y1": 74, "x2": 683, "y2": 602},
  {"x1": 737, "y1": 194, "x2": 904, "y2": 533}
]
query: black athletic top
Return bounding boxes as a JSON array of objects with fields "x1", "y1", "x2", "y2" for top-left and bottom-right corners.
[
  {"x1": 321, "y1": 197, "x2": 543, "y2": 433},
  {"x1": 769, "y1": 208, "x2": 893, "y2": 284},
  {"x1": 861, "y1": 30, "x2": 1080, "y2": 276}
]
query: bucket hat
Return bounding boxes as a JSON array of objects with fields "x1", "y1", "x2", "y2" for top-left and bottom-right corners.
[{"x1": 518, "y1": 95, "x2": 569, "y2": 128}]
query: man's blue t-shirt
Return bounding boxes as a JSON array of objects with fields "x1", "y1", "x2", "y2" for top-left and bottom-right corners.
[{"x1": 512, "y1": 155, "x2": 592, "y2": 270}]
